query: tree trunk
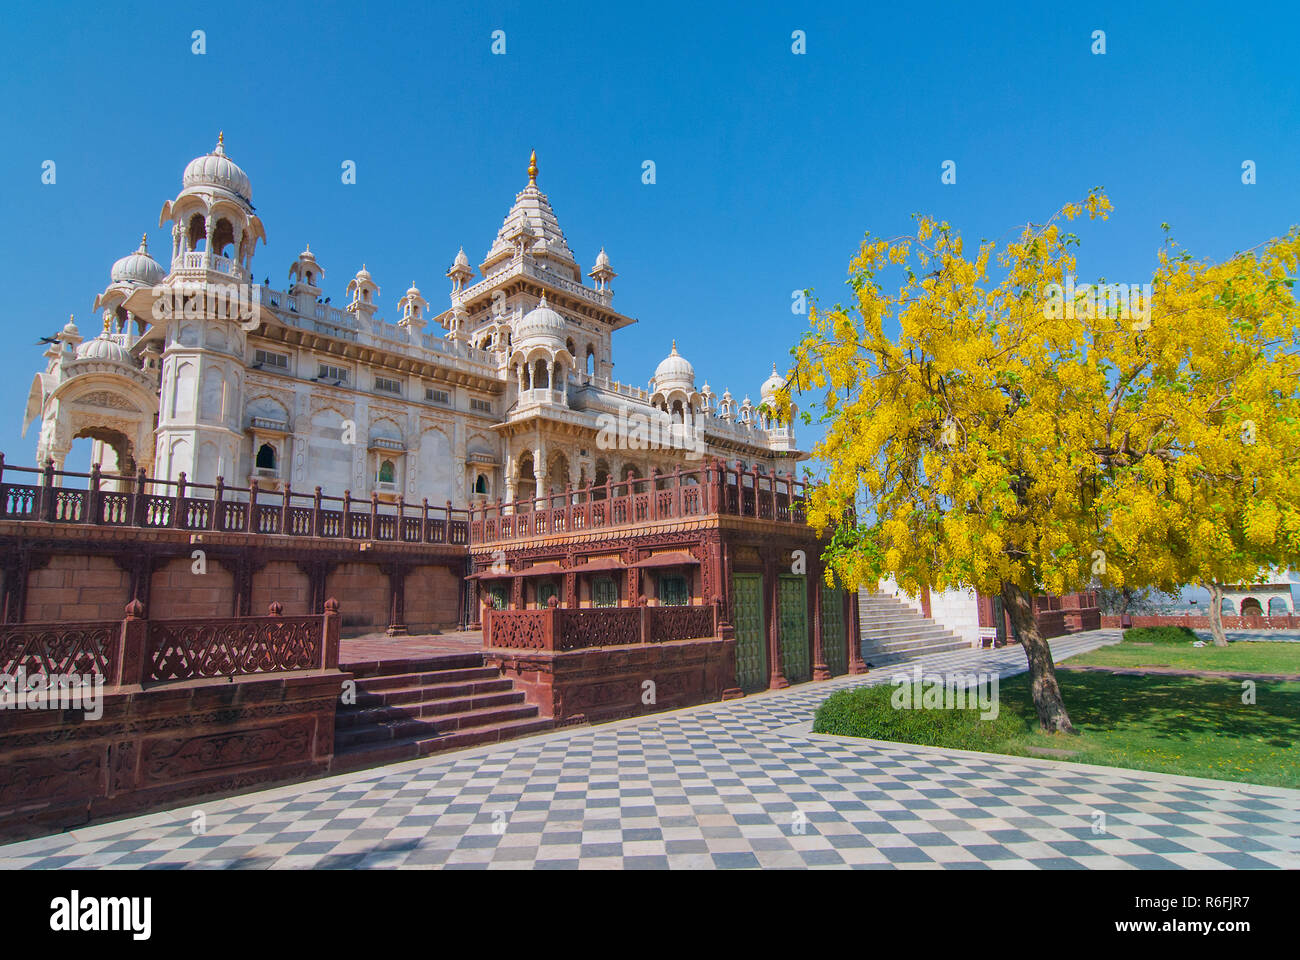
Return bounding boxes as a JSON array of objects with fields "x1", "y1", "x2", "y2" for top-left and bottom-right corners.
[
  {"x1": 1207, "y1": 582, "x2": 1229, "y2": 647},
  {"x1": 1001, "y1": 582, "x2": 1076, "y2": 734}
]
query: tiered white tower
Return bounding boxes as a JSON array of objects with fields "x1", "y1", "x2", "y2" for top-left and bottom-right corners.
[{"x1": 145, "y1": 133, "x2": 267, "y2": 485}]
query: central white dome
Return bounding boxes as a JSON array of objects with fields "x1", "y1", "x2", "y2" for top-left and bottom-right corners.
[
  {"x1": 653, "y1": 341, "x2": 695, "y2": 389},
  {"x1": 182, "y1": 134, "x2": 252, "y2": 200},
  {"x1": 761, "y1": 363, "x2": 787, "y2": 400},
  {"x1": 74, "y1": 334, "x2": 133, "y2": 366},
  {"x1": 110, "y1": 236, "x2": 166, "y2": 286},
  {"x1": 515, "y1": 295, "x2": 567, "y2": 346}
]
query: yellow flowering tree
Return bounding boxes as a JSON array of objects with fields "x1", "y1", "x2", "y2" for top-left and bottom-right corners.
[
  {"x1": 1118, "y1": 236, "x2": 1300, "y2": 645},
  {"x1": 781, "y1": 193, "x2": 1300, "y2": 732}
]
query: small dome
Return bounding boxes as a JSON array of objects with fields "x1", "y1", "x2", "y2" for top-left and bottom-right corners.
[
  {"x1": 110, "y1": 235, "x2": 166, "y2": 286},
  {"x1": 354, "y1": 263, "x2": 373, "y2": 283},
  {"x1": 405, "y1": 280, "x2": 422, "y2": 298},
  {"x1": 182, "y1": 133, "x2": 252, "y2": 200},
  {"x1": 760, "y1": 363, "x2": 787, "y2": 400},
  {"x1": 722, "y1": 388, "x2": 733, "y2": 401},
  {"x1": 653, "y1": 341, "x2": 695, "y2": 388},
  {"x1": 454, "y1": 247, "x2": 470, "y2": 268},
  {"x1": 61, "y1": 315, "x2": 80, "y2": 337},
  {"x1": 515, "y1": 295, "x2": 567, "y2": 346},
  {"x1": 75, "y1": 334, "x2": 132, "y2": 365}
]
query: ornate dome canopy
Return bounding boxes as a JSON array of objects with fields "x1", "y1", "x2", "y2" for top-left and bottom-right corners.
[
  {"x1": 110, "y1": 235, "x2": 166, "y2": 286},
  {"x1": 182, "y1": 133, "x2": 252, "y2": 200},
  {"x1": 515, "y1": 295, "x2": 567, "y2": 346},
  {"x1": 760, "y1": 363, "x2": 787, "y2": 400},
  {"x1": 653, "y1": 341, "x2": 695, "y2": 389},
  {"x1": 74, "y1": 333, "x2": 132, "y2": 365}
]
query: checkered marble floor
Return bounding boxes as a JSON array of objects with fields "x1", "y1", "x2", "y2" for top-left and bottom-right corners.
[{"x1": 3, "y1": 630, "x2": 1298, "y2": 870}]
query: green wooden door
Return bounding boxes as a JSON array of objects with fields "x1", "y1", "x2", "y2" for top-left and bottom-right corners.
[
  {"x1": 779, "y1": 575, "x2": 809, "y2": 683},
  {"x1": 731, "y1": 573, "x2": 767, "y2": 693},
  {"x1": 821, "y1": 585, "x2": 846, "y2": 676}
]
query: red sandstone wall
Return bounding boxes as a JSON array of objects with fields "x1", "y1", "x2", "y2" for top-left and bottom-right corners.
[
  {"x1": 403, "y1": 565, "x2": 460, "y2": 633},
  {"x1": 250, "y1": 560, "x2": 310, "y2": 617},
  {"x1": 24, "y1": 555, "x2": 129, "y2": 622},
  {"x1": 1100, "y1": 613, "x2": 1300, "y2": 629},
  {"x1": 326, "y1": 563, "x2": 390, "y2": 634},
  {"x1": 150, "y1": 556, "x2": 235, "y2": 618}
]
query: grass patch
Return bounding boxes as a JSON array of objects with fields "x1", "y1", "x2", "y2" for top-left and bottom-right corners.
[
  {"x1": 1072, "y1": 637, "x2": 1300, "y2": 676},
  {"x1": 813, "y1": 671, "x2": 1300, "y2": 789},
  {"x1": 1121, "y1": 625, "x2": 1199, "y2": 644}
]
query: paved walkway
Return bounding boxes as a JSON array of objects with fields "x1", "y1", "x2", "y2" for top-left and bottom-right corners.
[{"x1": 3, "y1": 630, "x2": 1297, "y2": 869}]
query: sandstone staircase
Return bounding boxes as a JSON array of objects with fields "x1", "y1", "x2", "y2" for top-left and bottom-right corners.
[
  {"x1": 332, "y1": 653, "x2": 554, "y2": 773},
  {"x1": 857, "y1": 590, "x2": 971, "y2": 664}
]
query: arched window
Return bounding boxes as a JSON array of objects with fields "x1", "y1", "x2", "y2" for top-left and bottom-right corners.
[
  {"x1": 255, "y1": 443, "x2": 276, "y2": 471},
  {"x1": 188, "y1": 214, "x2": 206, "y2": 251},
  {"x1": 212, "y1": 219, "x2": 234, "y2": 257},
  {"x1": 1267, "y1": 597, "x2": 1288, "y2": 616},
  {"x1": 475, "y1": 474, "x2": 489, "y2": 496},
  {"x1": 363, "y1": 289, "x2": 370, "y2": 302},
  {"x1": 533, "y1": 359, "x2": 549, "y2": 389},
  {"x1": 305, "y1": 270, "x2": 314, "y2": 284},
  {"x1": 586, "y1": 346, "x2": 596, "y2": 376},
  {"x1": 1240, "y1": 597, "x2": 1263, "y2": 617},
  {"x1": 378, "y1": 459, "x2": 395, "y2": 484}
]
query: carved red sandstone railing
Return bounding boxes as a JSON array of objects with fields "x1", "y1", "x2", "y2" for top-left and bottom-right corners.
[
  {"x1": 469, "y1": 460, "x2": 808, "y2": 544},
  {"x1": 0, "y1": 455, "x2": 469, "y2": 546},
  {"x1": 0, "y1": 599, "x2": 341, "y2": 687},
  {"x1": 484, "y1": 598, "x2": 720, "y2": 652},
  {"x1": 0, "y1": 620, "x2": 121, "y2": 679}
]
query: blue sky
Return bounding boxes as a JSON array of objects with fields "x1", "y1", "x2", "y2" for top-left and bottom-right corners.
[{"x1": 2, "y1": 0, "x2": 1297, "y2": 484}]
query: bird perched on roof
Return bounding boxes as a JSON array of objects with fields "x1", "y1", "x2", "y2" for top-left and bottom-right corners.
[{"x1": 35, "y1": 334, "x2": 60, "y2": 345}]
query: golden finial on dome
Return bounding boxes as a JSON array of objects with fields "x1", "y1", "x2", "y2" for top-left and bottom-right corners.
[
  {"x1": 671, "y1": 339, "x2": 678, "y2": 354},
  {"x1": 103, "y1": 314, "x2": 112, "y2": 334},
  {"x1": 140, "y1": 233, "x2": 149, "y2": 251},
  {"x1": 528, "y1": 149, "x2": 537, "y2": 185}
]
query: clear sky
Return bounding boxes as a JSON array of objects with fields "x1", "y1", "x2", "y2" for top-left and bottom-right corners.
[{"x1": 2, "y1": 0, "x2": 1297, "y2": 481}]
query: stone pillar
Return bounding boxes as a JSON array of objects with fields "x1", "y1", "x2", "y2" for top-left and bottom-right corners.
[
  {"x1": 811, "y1": 554, "x2": 828, "y2": 680},
  {"x1": 384, "y1": 564, "x2": 408, "y2": 636},
  {"x1": 627, "y1": 549, "x2": 641, "y2": 606},
  {"x1": 766, "y1": 555, "x2": 788, "y2": 689},
  {"x1": 848, "y1": 587, "x2": 867, "y2": 673}
]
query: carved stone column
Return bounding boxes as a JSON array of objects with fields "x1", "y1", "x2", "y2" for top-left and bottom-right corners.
[
  {"x1": 766, "y1": 555, "x2": 788, "y2": 690},
  {"x1": 811, "y1": 553, "x2": 828, "y2": 680}
]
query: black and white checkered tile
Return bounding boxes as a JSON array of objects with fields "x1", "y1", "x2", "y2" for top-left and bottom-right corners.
[{"x1": 3, "y1": 631, "x2": 1297, "y2": 869}]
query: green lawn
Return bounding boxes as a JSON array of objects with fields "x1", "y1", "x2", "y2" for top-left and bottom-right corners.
[
  {"x1": 1069, "y1": 637, "x2": 1300, "y2": 675},
  {"x1": 814, "y1": 671, "x2": 1300, "y2": 789}
]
